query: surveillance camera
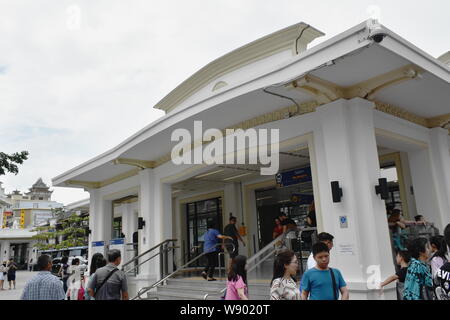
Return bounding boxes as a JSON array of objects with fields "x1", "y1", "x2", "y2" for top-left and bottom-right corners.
[{"x1": 367, "y1": 19, "x2": 387, "y2": 44}]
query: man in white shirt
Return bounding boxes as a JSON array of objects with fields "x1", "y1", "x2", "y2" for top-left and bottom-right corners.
[{"x1": 306, "y1": 232, "x2": 334, "y2": 270}]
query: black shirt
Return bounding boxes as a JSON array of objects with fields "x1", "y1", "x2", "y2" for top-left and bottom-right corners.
[
  {"x1": 396, "y1": 267, "x2": 408, "y2": 283},
  {"x1": 224, "y1": 224, "x2": 238, "y2": 241},
  {"x1": 434, "y1": 262, "x2": 450, "y2": 300}
]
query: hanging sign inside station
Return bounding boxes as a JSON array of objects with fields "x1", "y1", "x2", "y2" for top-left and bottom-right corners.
[{"x1": 276, "y1": 166, "x2": 312, "y2": 188}]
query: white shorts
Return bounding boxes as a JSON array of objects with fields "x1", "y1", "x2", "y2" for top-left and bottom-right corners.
[{"x1": 0, "y1": 273, "x2": 4, "y2": 281}]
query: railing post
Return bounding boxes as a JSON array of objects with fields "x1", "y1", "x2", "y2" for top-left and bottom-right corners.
[
  {"x1": 218, "y1": 252, "x2": 222, "y2": 280},
  {"x1": 159, "y1": 244, "x2": 163, "y2": 280},
  {"x1": 164, "y1": 243, "x2": 169, "y2": 277}
]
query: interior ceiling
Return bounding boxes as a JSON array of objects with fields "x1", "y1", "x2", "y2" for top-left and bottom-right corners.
[{"x1": 172, "y1": 145, "x2": 399, "y2": 194}]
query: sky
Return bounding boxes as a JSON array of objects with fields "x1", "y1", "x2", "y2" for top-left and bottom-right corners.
[{"x1": 0, "y1": 0, "x2": 449, "y2": 206}]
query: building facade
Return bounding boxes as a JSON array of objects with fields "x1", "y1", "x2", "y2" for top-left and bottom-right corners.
[
  {"x1": 52, "y1": 20, "x2": 450, "y2": 299},
  {"x1": 0, "y1": 178, "x2": 63, "y2": 268}
]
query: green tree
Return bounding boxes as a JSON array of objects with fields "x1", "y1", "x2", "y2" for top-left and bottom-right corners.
[{"x1": 0, "y1": 151, "x2": 29, "y2": 175}]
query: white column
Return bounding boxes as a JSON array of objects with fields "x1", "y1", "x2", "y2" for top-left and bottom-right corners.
[
  {"x1": 428, "y1": 128, "x2": 450, "y2": 230},
  {"x1": 408, "y1": 128, "x2": 450, "y2": 232},
  {"x1": 138, "y1": 169, "x2": 173, "y2": 279},
  {"x1": 312, "y1": 98, "x2": 396, "y2": 300},
  {"x1": 88, "y1": 189, "x2": 113, "y2": 265},
  {"x1": 1, "y1": 240, "x2": 10, "y2": 262}
]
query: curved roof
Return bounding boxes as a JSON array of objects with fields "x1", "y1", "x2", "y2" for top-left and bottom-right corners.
[{"x1": 153, "y1": 22, "x2": 324, "y2": 113}]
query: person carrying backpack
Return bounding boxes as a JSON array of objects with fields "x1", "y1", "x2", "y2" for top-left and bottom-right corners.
[{"x1": 434, "y1": 224, "x2": 450, "y2": 300}]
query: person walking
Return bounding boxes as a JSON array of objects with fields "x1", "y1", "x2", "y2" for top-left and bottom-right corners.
[
  {"x1": 0, "y1": 261, "x2": 7, "y2": 290},
  {"x1": 28, "y1": 258, "x2": 33, "y2": 272},
  {"x1": 7, "y1": 259, "x2": 17, "y2": 290},
  {"x1": 224, "y1": 215, "x2": 246, "y2": 262},
  {"x1": 434, "y1": 224, "x2": 450, "y2": 300},
  {"x1": 58, "y1": 256, "x2": 70, "y2": 293},
  {"x1": 20, "y1": 254, "x2": 65, "y2": 300},
  {"x1": 301, "y1": 242, "x2": 349, "y2": 300},
  {"x1": 66, "y1": 258, "x2": 83, "y2": 300},
  {"x1": 87, "y1": 249, "x2": 128, "y2": 300},
  {"x1": 270, "y1": 250, "x2": 300, "y2": 300},
  {"x1": 225, "y1": 255, "x2": 249, "y2": 300},
  {"x1": 403, "y1": 238, "x2": 433, "y2": 300},
  {"x1": 201, "y1": 219, "x2": 233, "y2": 281},
  {"x1": 430, "y1": 235, "x2": 448, "y2": 278},
  {"x1": 379, "y1": 250, "x2": 411, "y2": 300},
  {"x1": 306, "y1": 232, "x2": 334, "y2": 271},
  {"x1": 272, "y1": 218, "x2": 284, "y2": 240},
  {"x1": 84, "y1": 253, "x2": 105, "y2": 300}
]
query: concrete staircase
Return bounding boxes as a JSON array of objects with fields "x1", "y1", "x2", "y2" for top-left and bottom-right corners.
[{"x1": 146, "y1": 277, "x2": 271, "y2": 300}]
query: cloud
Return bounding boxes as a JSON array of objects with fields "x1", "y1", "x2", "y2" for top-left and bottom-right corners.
[{"x1": 1, "y1": 0, "x2": 449, "y2": 205}]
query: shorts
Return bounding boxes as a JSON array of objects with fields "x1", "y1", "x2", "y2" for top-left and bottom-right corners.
[
  {"x1": 225, "y1": 240, "x2": 239, "y2": 259},
  {"x1": 0, "y1": 273, "x2": 4, "y2": 281},
  {"x1": 7, "y1": 274, "x2": 15, "y2": 281}
]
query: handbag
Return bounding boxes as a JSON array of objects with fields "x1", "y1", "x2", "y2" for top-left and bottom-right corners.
[{"x1": 78, "y1": 285, "x2": 86, "y2": 300}]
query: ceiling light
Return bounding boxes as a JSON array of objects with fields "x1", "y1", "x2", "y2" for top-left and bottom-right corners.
[
  {"x1": 194, "y1": 169, "x2": 225, "y2": 179},
  {"x1": 223, "y1": 172, "x2": 253, "y2": 181}
]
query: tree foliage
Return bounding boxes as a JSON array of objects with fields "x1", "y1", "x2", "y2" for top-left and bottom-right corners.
[{"x1": 0, "y1": 151, "x2": 29, "y2": 176}]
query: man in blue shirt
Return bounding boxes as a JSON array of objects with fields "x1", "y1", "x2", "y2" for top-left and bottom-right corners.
[
  {"x1": 301, "y1": 242, "x2": 349, "y2": 300},
  {"x1": 201, "y1": 219, "x2": 233, "y2": 281},
  {"x1": 21, "y1": 254, "x2": 65, "y2": 300}
]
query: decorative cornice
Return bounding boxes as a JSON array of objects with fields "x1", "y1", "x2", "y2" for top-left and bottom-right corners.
[
  {"x1": 112, "y1": 158, "x2": 155, "y2": 169},
  {"x1": 154, "y1": 22, "x2": 324, "y2": 113},
  {"x1": 374, "y1": 101, "x2": 428, "y2": 127},
  {"x1": 290, "y1": 64, "x2": 424, "y2": 105}
]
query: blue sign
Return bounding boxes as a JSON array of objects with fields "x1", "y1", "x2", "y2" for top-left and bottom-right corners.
[
  {"x1": 276, "y1": 167, "x2": 312, "y2": 187},
  {"x1": 110, "y1": 238, "x2": 125, "y2": 245},
  {"x1": 92, "y1": 241, "x2": 105, "y2": 247}
]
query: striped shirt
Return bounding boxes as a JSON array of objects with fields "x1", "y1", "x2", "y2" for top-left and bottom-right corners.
[
  {"x1": 270, "y1": 277, "x2": 301, "y2": 300},
  {"x1": 21, "y1": 271, "x2": 65, "y2": 300}
]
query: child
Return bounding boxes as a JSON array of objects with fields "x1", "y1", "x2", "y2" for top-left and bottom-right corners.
[
  {"x1": 403, "y1": 238, "x2": 433, "y2": 300},
  {"x1": 379, "y1": 250, "x2": 410, "y2": 299},
  {"x1": 225, "y1": 255, "x2": 248, "y2": 300}
]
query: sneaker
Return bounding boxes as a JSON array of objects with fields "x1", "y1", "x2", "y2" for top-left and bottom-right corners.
[{"x1": 201, "y1": 272, "x2": 207, "y2": 280}]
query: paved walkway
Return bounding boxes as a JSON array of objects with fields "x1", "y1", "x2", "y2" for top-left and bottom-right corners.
[{"x1": 0, "y1": 271, "x2": 38, "y2": 300}]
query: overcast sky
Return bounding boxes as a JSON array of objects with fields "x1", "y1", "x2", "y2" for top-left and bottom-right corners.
[{"x1": 0, "y1": 0, "x2": 449, "y2": 206}]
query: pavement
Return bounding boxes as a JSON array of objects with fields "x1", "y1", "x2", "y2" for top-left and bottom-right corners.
[{"x1": 0, "y1": 271, "x2": 38, "y2": 300}]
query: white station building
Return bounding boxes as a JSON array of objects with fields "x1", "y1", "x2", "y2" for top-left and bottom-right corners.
[{"x1": 53, "y1": 20, "x2": 450, "y2": 300}]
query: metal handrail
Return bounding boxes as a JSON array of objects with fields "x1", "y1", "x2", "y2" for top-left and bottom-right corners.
[
  {"x1": 123, "y1": 246, "x2": 178, "y2": 275},
  {"x1": 121, "y1": 239, "x2": 177, "y2": 274},
  {"x1": 132, "y1": 242, "x2": 235, "y2": 300},
  {"x1": 204, "y1": 226, "x2": 317, "y2": 299}
]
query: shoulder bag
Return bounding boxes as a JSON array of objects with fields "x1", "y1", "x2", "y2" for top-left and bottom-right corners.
[
  {"x1": 94, "y1": 268, "x2": 119, "y2": 298},
  {"x1": 329, "y1": 268, "x2": 338, "y2": 300}
]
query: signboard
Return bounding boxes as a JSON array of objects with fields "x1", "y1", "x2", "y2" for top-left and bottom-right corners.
[
  {"x1": 91, "y1": 241, "x2": 105, "y2": 257},
  {"x1": 276, "y1": 167, "x2": 312, "y2": 187},
  {"x1": 2, "y1": 211, "x2": 13, "y2": 228},
  {"x1": 20, "y1": 209, "x2": 25, "y2": 229},
  {"x1": 339, "y1": 216, "x2": 348, "y2": 228},
  {"x1": 33, "y1": 211, "x2": 54, "y2": 226},
  {"x1": 109, "y1": 238, "x2": 125, "y2": 269}
]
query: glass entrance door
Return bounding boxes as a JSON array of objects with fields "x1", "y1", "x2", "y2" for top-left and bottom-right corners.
[{"x1": 186, "y1": 197, "x2": 222, "y2": 267}]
